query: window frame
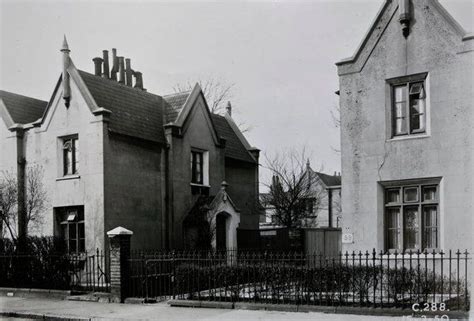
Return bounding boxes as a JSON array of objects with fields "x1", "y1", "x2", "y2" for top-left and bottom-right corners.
[
  {"x1": 387, "y1": 73, "x2": 428, "y2": 138},
  {"x1": 62, "y1": 135, "x2": 79, "y2": 176},
  {"x1": 57, "y1": 206, "x2": 85, "y2": 254},
  {"x1": 382, "y1": 178, "x2": 440, "y2": 253},
  {"x1": 191, "y1": 150, "x2": 204, "y2": 185}
]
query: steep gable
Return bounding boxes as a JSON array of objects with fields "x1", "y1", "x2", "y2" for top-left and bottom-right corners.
[{"x1": 336, "y1": 0, "x2": 472, "y2": 75}]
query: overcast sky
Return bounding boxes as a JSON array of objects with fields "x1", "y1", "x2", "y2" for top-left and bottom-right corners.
[{"x1": 1, "y1": 0, "x2": 472, "y2": 188}]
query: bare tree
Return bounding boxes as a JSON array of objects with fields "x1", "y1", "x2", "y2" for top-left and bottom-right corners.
[
  {"x1": 174, "y1": 78, "x2": 234, "y2": 115},
  {"x1": 0, "y1": 165, "x2": 47, "y2": 240},
  {"x1": 263, "y1": 148, "x2": 326, "y2": 229},
  {"x1": 0, "y1": 171, "x2": 18, "y2": 239}
]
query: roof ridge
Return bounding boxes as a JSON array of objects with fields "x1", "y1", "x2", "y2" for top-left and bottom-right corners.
[
  {"x1": 163, "y1": 90, "x2": 192, "y2": 98},
  {"x1": 77, "y1": 69, "x2": 163, "y2": 100}
]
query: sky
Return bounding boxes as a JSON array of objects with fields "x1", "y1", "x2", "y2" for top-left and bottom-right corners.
[{"x1": 1, "y1": 0, "x2": 473, "y2": 189}]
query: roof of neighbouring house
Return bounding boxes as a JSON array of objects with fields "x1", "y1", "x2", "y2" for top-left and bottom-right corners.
[
  {"x1": 78, "y1": 70, "x2": 166, "y2": 144},
  {"x1": 314, "y1": 171, "x2": 341, "y2": 187},
  {"x1": 163, "y1": 91, "x2": 191, "y2": 123},
  {"x1": 0, "y1": 90, "x2": 47, "y2": 125}
]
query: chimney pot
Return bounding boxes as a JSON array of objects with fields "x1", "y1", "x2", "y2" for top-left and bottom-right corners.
[
  {"x1": 92, "y1": 57, "x2": 103, "y2": 76},
  {"x1": 102, "y1": 50, "x2": 110, "y2": 79},
  {"x1": 133, "y1": 71, "x2": 144, "y2": 90},
  {"x1": 110, "y1": 48, "x2": 118, "y2": 81},
  {"x1": 226, "y1": 101, "x2": 232, "y2": 116},
  {"x1": 118, "y1": 57, "x2": 125, "y2": 84},
  {"x1": 125, "y1": 58, "x2": 133, "y2": 87}
]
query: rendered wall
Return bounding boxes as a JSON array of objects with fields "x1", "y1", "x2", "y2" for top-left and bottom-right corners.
[
  {"x1": 338, "y1": 0, "x2": 473, "y2": 252},
  {"x1": 22, "y1": 78, "x2": 106, "y2": 252}
]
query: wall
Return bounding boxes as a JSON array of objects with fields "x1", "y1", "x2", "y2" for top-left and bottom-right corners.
[
  {"x1": 168, "y1": 95, "x2": 226, "y2": 248},
  {"x1": 23, "y1": 77, "x2": 107, "y2": 252},
  {"x1": 104, "y1": 134, "x2": 163, "y2": 250},
  {"x1": 224, "y1": 158, "x2": 259, "y2": 229},
  {"x1": 338, "y1": 0, "x2": 473, "y2": 252}
]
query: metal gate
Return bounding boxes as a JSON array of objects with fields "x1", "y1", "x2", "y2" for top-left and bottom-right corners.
[{"x1": 70, "y1": 249, "x2": 110, "y2": 293}]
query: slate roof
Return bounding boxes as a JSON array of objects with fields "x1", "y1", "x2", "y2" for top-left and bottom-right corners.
[
  {"x1": 315, "y1": 172, "x2": 341, "y2": 187},
  {"x1": 163, "y1": 91, "x2": 191, "y2": 123},
  {"x1": 0, "y1": 90, "x2": 47, "y2": 124},
  {"x1": 78, "y1": 70, "x2": 165, "y2": 144},
  {"x1": 211, "y1": 114, "x2": 255, "y2": 164}
]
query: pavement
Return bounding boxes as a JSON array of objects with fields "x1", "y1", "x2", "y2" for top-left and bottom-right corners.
[{"x1": 0, "y1": 296, "x2": 417, "y2": 321}]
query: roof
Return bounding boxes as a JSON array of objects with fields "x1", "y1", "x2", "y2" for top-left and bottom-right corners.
[
  {"x1": 315, "y1": 172, "x2": 341, "y2": 187},
  {"x1": 163, "y1": 91, "x2": 191, "y2": 123},
  {"x1": 0, "y1": 90, "x2": 47, "y2": 125},
  {"x1": 211, "y1": 114, "x2": 256, "y2": 164},
  {"x1": 163, "y1": 89, "x2": 256, "y2": 164},
  {"x1": 78, "y1": 70, "x2": 165, "y2": 144}
]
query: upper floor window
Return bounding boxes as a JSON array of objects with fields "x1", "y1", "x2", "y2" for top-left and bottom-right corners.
[
  {"x1": 384, "y1": 180, "x2": 439, "y2": 252},
  {"x1": 63, "y1": 136, "x2": 79, "y2": 176},
  {"x1": 191, "y1": 150, "x2": 204, "y2": 184},
  {"x1": 389, "y1": 73, "x2": 427, "y2": 137}
]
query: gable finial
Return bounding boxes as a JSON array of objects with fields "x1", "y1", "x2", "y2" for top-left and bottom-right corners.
[
  {"x1": 60, "y1": 35, "x2": 71, "y2": 107},
  {"x1": 399, "y1": 0, "x2": 411, "y2": 37}
]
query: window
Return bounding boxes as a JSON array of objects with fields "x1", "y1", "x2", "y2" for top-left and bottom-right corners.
[
  {"x1": 57, "y1": 207, "x2": 85, "y2": 254},
  {"x1": 384, "y1": 182, "x2": 439, "y2": 252},
  {"x1": 191, "y1": 151, "x2": 204, "y2": 184},
  {"x1": 62, "y1": 136, "x2": 79, "y2": 176},
  {"x1": 389, "y1": 74, "x2": 427, "y2": 137}
]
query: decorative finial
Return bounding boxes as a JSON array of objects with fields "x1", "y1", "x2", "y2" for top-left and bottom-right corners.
[
  {"x1": 226, "y1": 101, "x2": 232, "y2": 117},
  {"x1": 61, "y1": 35, "x2": 70, "y2": 52},
  {"x1": 221, "y1": 181, "x2": 229, "y2": 191}
]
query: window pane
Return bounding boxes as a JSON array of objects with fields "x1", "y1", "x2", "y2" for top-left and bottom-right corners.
[
  {"x1": 423, "y1": 206, "x2": 438, "y2": 248},
  {"x1": 404, "y1": 207, "x2": 419, "y2": 249},
  {"x1": 394, "y1": 86, "x2": 407, "y2": 102},
  {"x1": 74, "y1": 139, "x2": 79, "y2": 174},
  {"x1": 404, "y1": 187, "x2": 419, "y2": 202},
  {"x1": 394, "y1": 102, "x2": 407, "y2": 135},
  {"x1": 78, "y1": 222, "x2": 85, "y2": 239},
  {"x1": 69, "y1": 239, "x2": 77, "y2": 253},
  {"x1": 386, "y1": 189, "x2": 400, "y2": 204},
  {"x1": 79, "y1": 239, "x2": 85, "y2": 253},
  {"x1": 386, "y1": 208, "x2": 400, "y2": 249},
  {"x1": 69, "y1": 223, "x2": 77, "y2": 239},
  {"x1": 422, "y1": 186, "x2": 437, "y2": 202}
]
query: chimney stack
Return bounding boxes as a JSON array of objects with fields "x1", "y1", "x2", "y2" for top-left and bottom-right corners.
[
  {"x1": 118, "y1": 57, "x2": 125, "y2": 84},
  {"x1": 133, "y1": 71, "x2": 144, "y2": 90},
  {"x1": 110, "y1": 48, "x2": 118, "y2": 81},
  {"x1": 60, "y1": 35, "x2": 71, "y2": 107},
  {"x1": 125, "y1": 58, "x2": 133, "y2": 87},
  {"x1": 102, "y1": 50, "x2": 110, "y2": 79},
  {"x1": 226, "y1": 101, "x2": 232, "y2": 116},
  {"x1": 92, "y1": 57, "x2": 103, "y2": 76}
]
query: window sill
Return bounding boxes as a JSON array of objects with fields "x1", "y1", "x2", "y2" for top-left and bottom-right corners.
[
  {"x1": 387, "y1": 134, "x2": 430, "y2": 142},
  {"x1": 56, "y1": 175, "x2": 81, "y2": 181},
  {"x1": 190, "y1": 183, "x2": 211, "y2": 188}
]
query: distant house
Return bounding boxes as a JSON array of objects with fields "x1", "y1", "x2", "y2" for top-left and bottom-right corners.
[
  {"x1": 336, "y1": 0, "x2": 473, "y2": 252},
  {"x1": 259, "y1": 161, "x2": 341, "y2": 229},
  {"x1": 0, "y1": 39, "x2": 260, "y2": 252}
]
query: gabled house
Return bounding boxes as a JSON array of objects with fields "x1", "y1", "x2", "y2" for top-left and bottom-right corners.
[
  {"x1": 0, "y1": 38, "x2": 260, "y2": 252},
  {"x1": 336, "y1": 0, "x2": 473, "y2": 252},
  {"x1": 259, "y1": 162, "x2": 341, "y2": 229}
]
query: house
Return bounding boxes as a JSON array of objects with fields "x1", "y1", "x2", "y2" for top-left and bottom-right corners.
[
  {"x1": 336, "y1": 0, "x2": 473, "y2": 252},
  {"x1": 259, "y1": 162, "x2": 341, "y2": 229},
  {"x1": 0, "y1": 38, "x2": 260, "y2": 252}
]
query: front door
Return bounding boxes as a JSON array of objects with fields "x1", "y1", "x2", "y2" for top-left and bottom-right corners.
[{"x1": 216, "y1": 213, "x2": 227, "y2": 250}]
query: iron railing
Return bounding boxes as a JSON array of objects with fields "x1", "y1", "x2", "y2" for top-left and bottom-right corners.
[
  {"x1": 0, "y1": 249, "x2": 109, "y2": 292},
  {"x1": 128, "y1": 249, "x2": 471, "y2": 311}
]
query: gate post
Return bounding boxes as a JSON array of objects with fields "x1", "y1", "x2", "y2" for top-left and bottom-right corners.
[{"x1": 107, "y1": 226, "x2": 133, "y2": 303}]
